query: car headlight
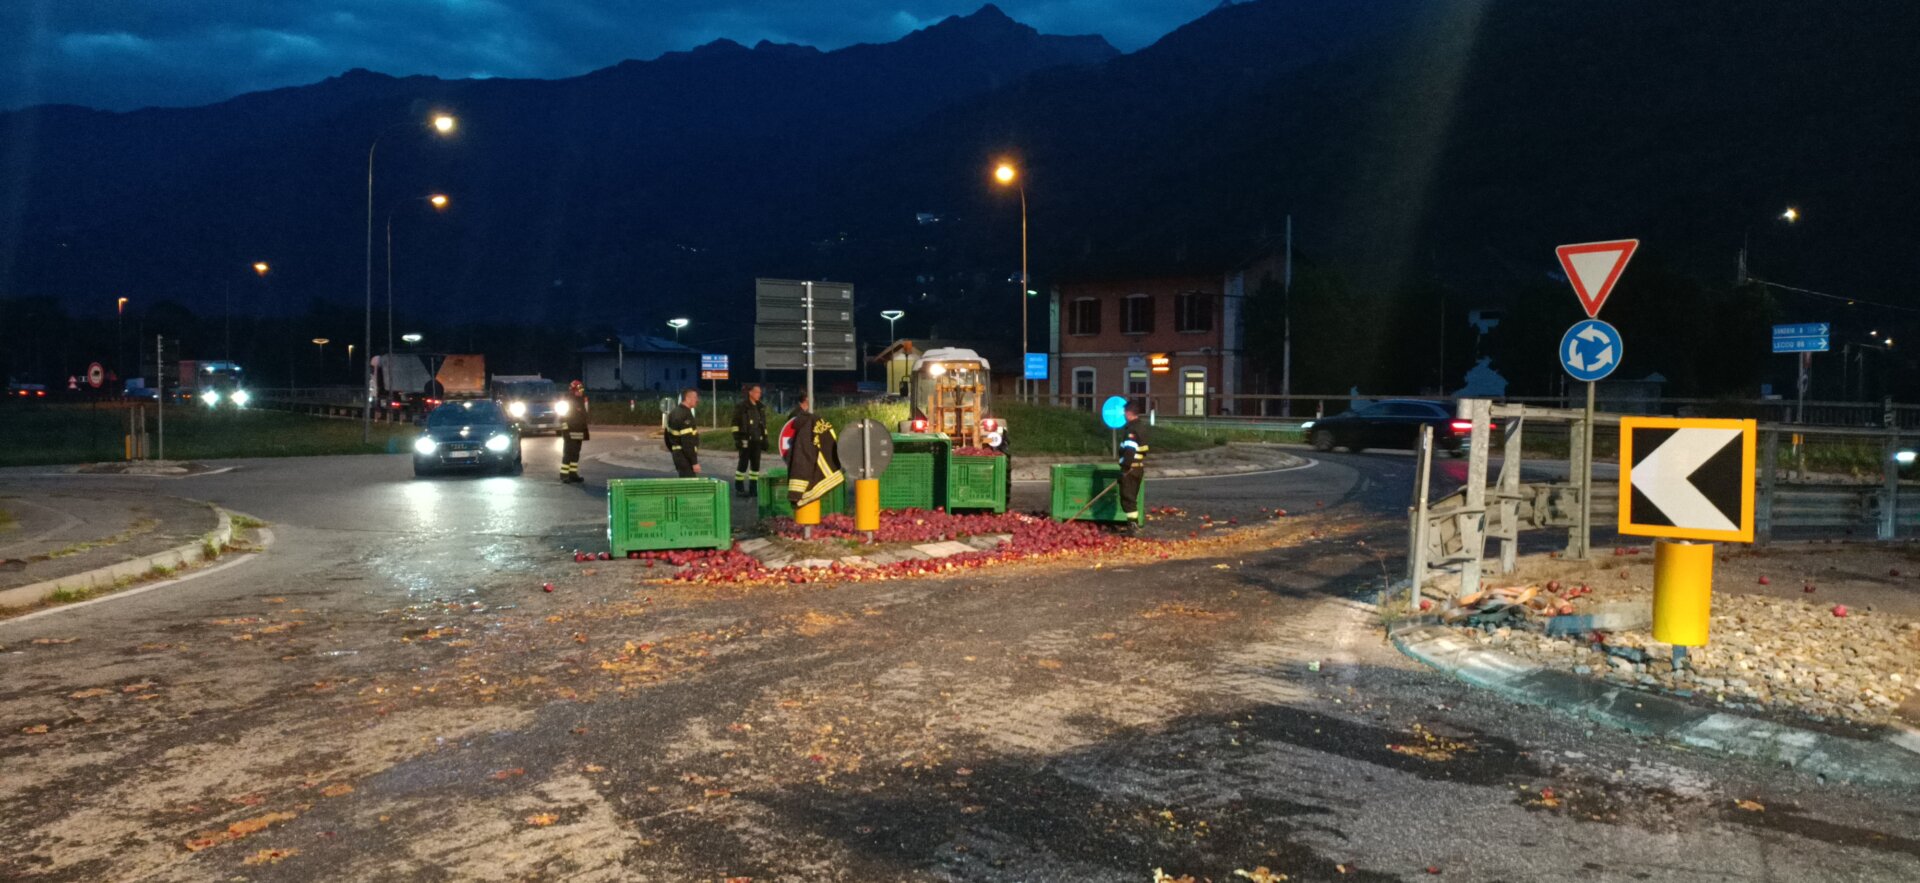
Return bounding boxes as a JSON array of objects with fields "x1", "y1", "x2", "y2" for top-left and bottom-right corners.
[
  {"x1": 199, "y1": 390, "x2": 220, "y2": 406},
  {"x1": 414, "y1": 437, "x2": 438, "y2": 456},
  {"x1": 230, "y1": 390, "x2": 250, "y2": 407},
  {"x1": 508, "y1": 401, "x2": 527, "y2": 418},
  {"x1": 485, "y1": 434, "x2": 511, "y2": 453},
  {"x1": 554, "y1": 399, "x2": 570, "y2": 417},
  {"x1": 1301, "y1": 420, "x2": 1315, "y2": 430}
]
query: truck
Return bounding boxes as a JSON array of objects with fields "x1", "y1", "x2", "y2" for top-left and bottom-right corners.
[
  {"x1": 371, "y1": 353, "x2": 486, "y2": 417},
  {"x1": 178, "y1": 360, "x2": 250, "y2": 408},
  {"x1": 491, "y1": 375, "x2": 566, "y2": 436}
]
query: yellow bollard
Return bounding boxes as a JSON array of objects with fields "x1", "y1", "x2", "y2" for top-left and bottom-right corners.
[
  {"x1": 794, "y1": 499, "x2": 821, "y2": 526},
  {"x1": 854, "y1": 479, "x2": 880, "y2": 533},
  {"x1": 1652, "y1": 539, "x2": 1713, "y2": 646}
]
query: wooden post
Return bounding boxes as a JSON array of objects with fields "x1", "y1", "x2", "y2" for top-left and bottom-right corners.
[
  {"x1": 1457, "y1": 399, "x2": 1491, "y2": 601},
  {"x1": 1407, "y1": 424, "x2": 1435, "y2": 612},
  {"x1": 1497, "y1": 414, "x2": 1524, "y2": 574}
]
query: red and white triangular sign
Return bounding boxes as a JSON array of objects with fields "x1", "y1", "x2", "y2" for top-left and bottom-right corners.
[{"x1": 1555, "y1": 239, "x2": 1639, "y2": 318}]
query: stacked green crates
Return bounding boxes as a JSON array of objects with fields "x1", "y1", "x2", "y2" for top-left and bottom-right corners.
[
  {"x1": 607, "y1": 478, "x2": 732, "y2": 553},
  {"x1": 757, "y1": 467, "x2": 847, "y2": 519},
  {"x1": 1048, "y1": 463, "x2": 1142, "y2": 523},
  {"x1": 946, "y1": 452, "x2": 1008, "y2": 512}
]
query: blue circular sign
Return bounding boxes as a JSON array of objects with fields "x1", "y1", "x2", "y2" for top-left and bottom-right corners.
[
  {"x1": 1560, "y1": 318, "x2": 1623, "y2": 383},
  {"x1": 1100, "y1": 395, "x2": 1130, "y2": 429}
]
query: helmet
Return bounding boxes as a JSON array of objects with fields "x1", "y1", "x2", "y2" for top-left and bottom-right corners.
[{"x1": 569, "y1": 380, "x2": 583, "y2": 391}]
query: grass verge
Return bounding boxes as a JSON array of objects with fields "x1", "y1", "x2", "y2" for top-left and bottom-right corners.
[{"x1": 0, "y1": 403, "x2": 415, "y2": 467}]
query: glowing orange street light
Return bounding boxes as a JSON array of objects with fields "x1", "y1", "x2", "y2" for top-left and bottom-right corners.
[
  {"x1": 992, "y1": 160, "x2": 1029, "y2": 400},
  {"x1": 117, "y1": 296, "x2": 128, "y2": 315},
  {"x1": 429, "y1": 193, "x2": 449, "y2": 209}
]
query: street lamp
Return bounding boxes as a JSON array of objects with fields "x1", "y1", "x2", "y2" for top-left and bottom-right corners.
[
  {"x1": 387, "y1": 192, "x2": 450, "y2": 359},
  {"x1": 1781, "y1": 207, "x2": 1800, "y2": 223},
  {"x1": 253, "y1": 262, "x2": 270, "y2": 276},
  {"x1": 881, "y1": 309, "x2": 904, "y2": 341},
  {"x1": 312, "y1": 338, "x2": 330, "y2": 383},
  {"x1": 667, "y1": 318, "x2": 689, "y2": 342},
  {"x1": 993, "y1": 160, "x2": 1029, "y2": 401},
  {"x1": 402, "y1": 333, "x2": 423, "y2": 345},
  {"x1": 366, "y1": 112, "x2": 458, "y2": 441}
]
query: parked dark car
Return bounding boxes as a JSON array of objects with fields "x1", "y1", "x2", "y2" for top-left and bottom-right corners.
[
  {"x1": 1301, "y1": 400, "x2": 1491, "y2": 455},
  {"x1": 412, "y1": 400, "x2": 522, "y2": 477}
]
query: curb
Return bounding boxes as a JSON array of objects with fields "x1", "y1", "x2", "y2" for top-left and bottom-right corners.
[
  {"x1": 0, "y1": 506, "x2": 233, "y2": 610},
  {"x1": 1391, "y1": 623, "x2": 1920, "y2": 787}
]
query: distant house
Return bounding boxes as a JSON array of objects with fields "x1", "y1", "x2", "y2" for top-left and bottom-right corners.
[
  {"x1": 576, "y1": 335, "x2": 700, "y2": 393},
  {"x1": 1050, "y1": 258, "x2": 1268, "y2": 415}
]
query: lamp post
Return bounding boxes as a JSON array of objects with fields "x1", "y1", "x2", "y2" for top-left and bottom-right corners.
[
  {"x1": 312, "y1": 338, "x2": 330, "y2": 385},
  {"x1": 667, "y1": 318, "x2": 689, "y2": 342},
  {"x1": 881, "y1": 309, "x2": 904, "y2": 341},
  {"x1": 366, "y1": 113, "x2": 456, "y2": 441},
  {"x1": 994, "y1": 162, "x2": 1028, "y2": 401},
  {"x1": 387, "y1": 194, "x2": 449, "y2": 361},
  {"x1": 1738, "y1": 206, "x2": 1800, "y2": 285}
]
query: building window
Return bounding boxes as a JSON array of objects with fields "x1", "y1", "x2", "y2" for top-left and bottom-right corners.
[
  {"x1": 1122, "y1": 294, "x2": 1154, "y2": 335},
  {"x1": 1068, "y1": 298, "x2": 1101, "y2": 336},
  {"x1": 1126, "y1": 369, "x2": 1148, "y2": 397},
  {"x1": 1181, "y1": 368, "x2": 1207, "y2": 416},
  {"x1": 1072, "y1": 368, "x2": 1095, "y2": 411},
  {"x1": 1175, "y1": 292, "x2": 1213, "y2": 333}
]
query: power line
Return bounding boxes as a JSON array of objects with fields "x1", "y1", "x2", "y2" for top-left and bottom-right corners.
[{"x1": 1749, "y1": 277, "x2": 1920, "y2": 315}]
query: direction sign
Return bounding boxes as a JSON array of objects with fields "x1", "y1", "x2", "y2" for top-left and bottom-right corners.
[
  {"x1": 1771, "y1": 323, "x2": 1830, "y2": 353},
  {"x1": 1559, "y1": 319, "x2": 1622, "y2": 383},
  {"x1": 700, "y1": 354, "x2": 730, "y2": 381},
  {"x1": 1100, "y1": 395, "x2": 1129, "y2": 430},
  {"x1": 1555, "y1": 239, "x2": 1639, "y2": 318},
  {"x1": 835, "y1": 419, "x2": 894, "y2": 481},
  {"x1": 753, "y1": 278, "x2": 858, "y2": 372},
  {"x1": 1023, "y1": 353, "x2": 1048, "y2": 381},
  {"x1": 86, "y1": 362, "x2": 104, "y2": 389},
  {"x1": 1618, "y1": 417, "x2": 1756, "y2": 543}
]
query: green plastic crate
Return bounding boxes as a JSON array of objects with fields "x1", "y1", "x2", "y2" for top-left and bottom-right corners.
[
  {"x1": 878, "y1": 451, "x2": 936, "y2": 510},
  {"x1": 607, "y1": 477, "x2": 731, "y2": 553},
  {"x1": 1048, "y1": 463, "x2": 1144, "y2": 523},
  {"x1": 758, "y1": 467, "x2": 847, "y2": 519},
  {"x1": 946, "y1": 452, "x2": 1008, "y2": 512}
]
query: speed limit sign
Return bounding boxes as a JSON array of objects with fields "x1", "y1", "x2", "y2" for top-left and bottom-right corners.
[{"x1": 87, "y1": 362, "x2": 105, "y2": 389}]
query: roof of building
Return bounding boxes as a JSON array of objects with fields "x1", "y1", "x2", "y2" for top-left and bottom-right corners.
[
  {"x1": 871, "y1": 337, "x2": 1017, "y2": 367},
  {"x1": 576, "y1": 334, "x2": 700, "y2": 356}
]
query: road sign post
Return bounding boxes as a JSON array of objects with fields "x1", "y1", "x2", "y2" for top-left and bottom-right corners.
[
  {"x1": 1619, "y1": 416, "x2": 1757, "y2": 659},
  {"x1": 1554, "y1": 238, "x2": 1637, "y2": 559},
  {"x1": 754, "y1": 279, "x2": 856, "y2": 409},
  {"x1": 837, "y1": 418, "x2": 893, "y2": 542}
]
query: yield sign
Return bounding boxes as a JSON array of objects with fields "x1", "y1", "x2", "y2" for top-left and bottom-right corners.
[
  {"x1": 1555, "y1": 239, "x2": 1639, "y2": 318},
  {"x1": 1618, "y1": 417, "x2": 1755, "y2": 543}
]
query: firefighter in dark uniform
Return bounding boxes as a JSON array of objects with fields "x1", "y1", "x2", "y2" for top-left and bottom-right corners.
[
  {"x1": 729, "y1": 384, "x2": 768, "y2": 497},
  {"x1": 1118, "y1": 400, "x2": 1149, "y2": 527},
  {"x1": 665, "y1": 387, "x2": 702, "y2": 478},
  {"x1": 559, "y1": 380, "x2": 590, "y2": 483}
]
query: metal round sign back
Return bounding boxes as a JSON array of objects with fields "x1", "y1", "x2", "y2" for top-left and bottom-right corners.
[{"x1": 835, "y1": 419, "x2": 894, "y2": 481}]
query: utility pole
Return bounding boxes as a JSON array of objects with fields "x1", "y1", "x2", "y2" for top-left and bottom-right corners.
[{"x1": 1281, "y1": 214, "x2": 1293, "y2": 418}]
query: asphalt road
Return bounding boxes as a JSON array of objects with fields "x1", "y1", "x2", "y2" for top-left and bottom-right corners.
[{"x1": 0, "y1": 441, "x2": 1911, "y2": 881}]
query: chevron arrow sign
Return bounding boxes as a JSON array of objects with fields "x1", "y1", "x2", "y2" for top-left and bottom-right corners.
[{"x1": 1618, "y1": 417, "x2": 1757, "y2": 543}]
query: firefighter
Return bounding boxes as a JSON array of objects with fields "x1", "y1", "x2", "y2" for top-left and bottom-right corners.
[
  {"x1": 559, "y1": 379, "x2": 590, "y2": 484},
  {"x1": 729, "y1": 383, "x2": 768, "y2": 497},
  {"x1": 785, "y1": 394, "x2": 843, "y2": 508},
  {"x1": 1117, "y1": 399, "x2": 1149, "y2": 528},
  {"x1": 665, "y1": 387, "x2": 701, "y2": 478}
]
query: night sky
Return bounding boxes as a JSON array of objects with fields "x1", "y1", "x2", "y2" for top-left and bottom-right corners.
[{"x1": 0, "y1": 1, "x2": 1214, "y2": 112}]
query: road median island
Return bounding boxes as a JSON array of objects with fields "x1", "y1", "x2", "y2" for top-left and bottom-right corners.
[
  {"x1": 0, "y1": 496, "x2": 268, "y2": 613},
  {"x1": 1390, "y1": 544, "x2": 1920, "y2": 785}
]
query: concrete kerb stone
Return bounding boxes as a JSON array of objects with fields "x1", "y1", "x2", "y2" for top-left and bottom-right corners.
[
  {"x1": 1390, "y1": 623, "x2": 1920, "y2": 787},
  {"x1": 0, "y1": 506, "x2": 235, "y2": 610}
]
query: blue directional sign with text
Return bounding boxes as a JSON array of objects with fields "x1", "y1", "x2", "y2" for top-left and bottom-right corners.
[
  {"x1": 1772, "y1": 323, "x2": 1830, "y2": 353},
  {"x1": 1024, "y1": 353, "x2": 1049, "y2": 381},
  {"x1": 1560, "y1": 319, "x2": 1622, "y2": 383}
]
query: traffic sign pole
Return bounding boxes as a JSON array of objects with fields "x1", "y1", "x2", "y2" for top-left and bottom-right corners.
[
  {"x1": 1580, "y1": 380, "x2": 1595, "y2": 558},
  {"x1": 804, "y1": 281, "x2": 814, "y2": 411}
]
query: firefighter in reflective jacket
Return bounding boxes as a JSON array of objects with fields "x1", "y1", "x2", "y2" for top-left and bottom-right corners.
[
  {"x1": 729, "y1": 383, "x2": 768, "y2": 497},
  {"x1": 559, "y1": 380, "x2": 590, "y2": 484},
  {"x1": 664, "y1": 387, "x2": 702, "y2": 478},
  {"x1": 1118, "y1": 400, "x2": 1149, "y2": 525}
]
